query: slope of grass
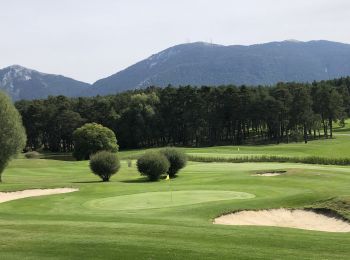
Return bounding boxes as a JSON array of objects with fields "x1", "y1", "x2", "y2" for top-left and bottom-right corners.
[
  {"x1": 40, "y1": 120, "x2": 350, "y2": 162},
  {"x1": 184, "y1": 135, "x2": 350, "y2": 159},
  {"x1": 0, "y1": 157, "x2": 349, "y2": 259},
  {"x1": 117, "y1": 120, "x2": 350, "y2": 161}
]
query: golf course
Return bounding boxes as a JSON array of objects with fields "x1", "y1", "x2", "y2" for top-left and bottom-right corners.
[{"x1": 0, "y1": 129, "x2": 349, "y2": 259}]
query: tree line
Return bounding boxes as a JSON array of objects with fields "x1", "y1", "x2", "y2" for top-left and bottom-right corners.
[{"x1": 15, "y1": 77, "x2": 350, "y2": 152}]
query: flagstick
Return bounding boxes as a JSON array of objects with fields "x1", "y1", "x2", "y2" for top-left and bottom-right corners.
[{"x1": 166, "y1": 174, "x2": 173, "y2": 203}]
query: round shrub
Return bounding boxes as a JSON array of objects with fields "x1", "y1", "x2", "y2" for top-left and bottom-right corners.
[
  {"x1": 73, "y1": 123, "x2": 118, "y2": 160},
  {"x1": 24, "y1": 151, "x2": 42, "y2": 159},
  {"x1": 160, "y1": 148, "x2": 187, "y2": 177},
  {"x1": 137, "y1": 152, "x2": 170, "y2": 181},
  {"x1": 89, "y1": 151, "x2": 120, "y2": 182}
]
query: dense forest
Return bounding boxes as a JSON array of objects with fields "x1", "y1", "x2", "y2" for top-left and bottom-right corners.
[{"x1": 15, "y1": 77, "x2": 350, "y2": 152}]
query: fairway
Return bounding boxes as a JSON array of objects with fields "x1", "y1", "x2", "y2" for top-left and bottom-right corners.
[
  {"x1": 85, "y1": 190, "x2": 255, "y2": 210},
  {"x1": 118, "y1": 123, "x2": 350, "y2": 162},
  {"x1": 2, "y1": 2, "x2": 350, "y2": 259},
  {"x1": 0, "y1": 150, "x2": 349, "y2": 259}
]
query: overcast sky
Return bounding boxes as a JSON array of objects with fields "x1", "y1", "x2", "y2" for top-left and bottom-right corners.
[{"x1": 1, "y1": 0, "x2": 350, "y2": 83}]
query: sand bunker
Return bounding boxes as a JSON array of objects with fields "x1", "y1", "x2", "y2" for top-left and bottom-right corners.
[
  {"x1": 214, "y1": 209, "x2": 350, "y2": 232},
  {"x1": 0, "y1": 188, "x2": 78, "y2": 203},
  {"x1": 254, "y1": 170, "x2": 286, "y2": 176}
]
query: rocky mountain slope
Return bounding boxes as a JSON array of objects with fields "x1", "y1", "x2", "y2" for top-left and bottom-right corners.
[{"x1": 0, "y1": 65, "x2": 90, "y2": 100}]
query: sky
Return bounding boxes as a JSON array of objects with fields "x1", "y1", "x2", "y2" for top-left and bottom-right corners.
[{"x1": 1, "y1": 0, "x2": 350, "y2": 83}]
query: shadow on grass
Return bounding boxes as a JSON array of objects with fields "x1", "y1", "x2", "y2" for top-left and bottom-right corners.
[
  {"x1": 120, "y1": 178, "x2": 150, "y2": 183},
  {"x1": 333, "y1": 128, "x2": 350, "y2": 133},
  {"x1": 41, "y1": 154, "x2": 76, "y2": 161},
  {"x1": 121, "y1": 175, "x2": 178, "y2": 183},
  {"x1": 72, "y1": 180, "x2": 102, "y2": 184}
]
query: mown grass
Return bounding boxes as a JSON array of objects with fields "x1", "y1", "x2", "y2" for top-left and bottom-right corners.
[
  {"x1": 117, "y1": 120, "x2": 350, "y2": 161},
  {"x1": 0, "y1": 120, "x2": 349, "y2": 259},
  {"x1": 0, "y1": 157, "x2": 349, "y2": 259},
  {"x1": 36, "y1": 120, "x2": 350, "y2": 164},
  {"x1": 117, "y1": 135, "x2": 350, "y2": 167}
]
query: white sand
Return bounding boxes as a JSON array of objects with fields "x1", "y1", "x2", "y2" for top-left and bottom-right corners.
[
  {"x1": 254, "y1": 173, "x2": 281, "y2": 176},
  {"x1": 214, "y1": 209, "x2": 350, "y2": 232},
  {"x1": 254, "y1": 171, "x2": 286, "y2": 177},
  {"x1": 0, "y1": 188, "x2": 78, "y2": 203}
]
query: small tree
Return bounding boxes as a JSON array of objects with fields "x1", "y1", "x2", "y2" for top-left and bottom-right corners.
[
  {"x1": 73, "y1": 123, "x2": 118, "y2": 160},
  {"x1": 160, "y1": 148, "x2": 187, "y2": 177},
  {"x1": 137, "y1": 152, "x2": 169, "y2": 181},
  {"x1": 0, "y1": 92, "x2": 26, "y2": 182},
  {"x1": 89, "y1": 151, "x2": 120, "y2": 182}
]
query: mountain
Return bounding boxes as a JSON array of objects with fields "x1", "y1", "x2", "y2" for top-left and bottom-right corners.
[
  {"x1": 0, "y1": 65, "x2": 91, "y2": 100},
  {"x1": 4, "y1": 40, "x2": 350, "y2": 100},
  {"x1": 92, "y1": 40, "x2": 350, "y2": 95}
]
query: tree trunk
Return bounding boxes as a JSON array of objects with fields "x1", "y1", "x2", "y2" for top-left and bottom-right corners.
[
  {"x1": 303, "y1": 124, "x2": 308, "y2": 144},
  {"x1": 102, "y1": 177, "x2": 109, "y2": 182},
  {"x1": 322, "y1": 119, "x2": 328, "y2": 138}
]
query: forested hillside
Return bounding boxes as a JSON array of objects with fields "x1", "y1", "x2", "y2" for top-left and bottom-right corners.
[
  {"x1": 92, "y1": 40, "x2": 350, "y2": 95},
  {"x1": 3, "y1": 41, "x2": 350, "y2": 100},
  {"x1": 15, "y1": 77, "x2": 350, "y2": 151}
]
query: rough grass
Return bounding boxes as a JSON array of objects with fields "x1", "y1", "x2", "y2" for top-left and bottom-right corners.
[
  {"x1": 306, "y1": 197, "x2": 350, "y2": 220},
  {"x1": 187, "y1": 154, "x2": 350, "y2": 165}
]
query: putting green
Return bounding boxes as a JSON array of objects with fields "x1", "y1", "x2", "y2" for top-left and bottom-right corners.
[{"x1": 85, "y1": 190, "x2": 255, "y2": 211}]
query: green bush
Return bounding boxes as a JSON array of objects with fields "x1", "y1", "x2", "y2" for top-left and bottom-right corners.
[
  {"x1": 137, "y1": 152, "x2": 170, "y2": 181},
  {"x1": 73, "y1": 123, "x2": 118, "y2": 160},
  {"x1": 89, "y1": 151, "x2": 120, "y2": 182},
  {"x1": 160, "y1": 148, "x2": 187, "y2": 177},
  {"x1": 24, "y1": 151, "x2": 42, "y2": 159}
]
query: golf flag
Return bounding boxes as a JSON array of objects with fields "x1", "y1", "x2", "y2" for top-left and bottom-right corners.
[{"x1": 165, "y1": 174, "x2": 170, "y2": 181}]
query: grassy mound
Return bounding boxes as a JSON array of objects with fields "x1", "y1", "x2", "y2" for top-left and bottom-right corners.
[
  {"x1": 24, "y1": 151, "x2": 42, "y2": 159},
  {"x1": 306, "y1": 197, "x2": 350, "y2": 221}
]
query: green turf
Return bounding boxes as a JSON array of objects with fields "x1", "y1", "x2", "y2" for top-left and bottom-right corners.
[
  {"x1": 85, "y1": 190, "x2": 255, "y2": 211},
  {"x1": 184, "y1": 136, "x2": 350, "y2": 159},
  {"x1": 38, "y1": 120, "x2": 350, "y2": 163},
  {"x1": 0, "y1": 153, "x2": 350, "y2": 259},
  {"x1": 115, "y1": 120, "x2": 350, "y2": 162}
]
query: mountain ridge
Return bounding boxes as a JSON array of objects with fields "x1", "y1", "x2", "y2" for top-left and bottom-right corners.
[
  {"x1": 0, "y1": 65, "x2": 91, "y2": 100},
  {"x1": 91, "y1": 40, "x2": 350, "y2": 95},
  {"x1": 2, "y1": 40, "x2": 350, "y2": 100}
]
